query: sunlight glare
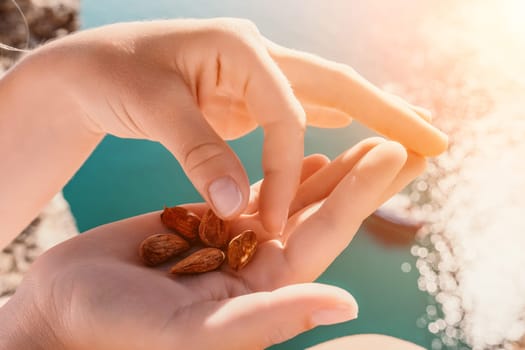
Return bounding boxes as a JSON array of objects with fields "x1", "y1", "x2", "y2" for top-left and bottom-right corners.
[{"x1": 501, "y1": 0, "x2": 525, "y2": 37}]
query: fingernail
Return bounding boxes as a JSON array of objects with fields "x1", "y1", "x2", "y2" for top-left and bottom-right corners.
[
  {"x1": 209, "y1": 176, "x2": 243, "y2": 218},
  {"x1": 311, "y1": 306, "x2": 358, "y2": 327}
]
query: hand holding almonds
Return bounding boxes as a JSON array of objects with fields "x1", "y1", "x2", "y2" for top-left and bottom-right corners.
[{"x1": 139, "y1": 206, "x2": 257, "y2": 274}]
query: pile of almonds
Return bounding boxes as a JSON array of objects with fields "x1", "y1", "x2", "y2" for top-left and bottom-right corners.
[{"x1": 139, "y1": 206, "x2": 257, "y2": 274}]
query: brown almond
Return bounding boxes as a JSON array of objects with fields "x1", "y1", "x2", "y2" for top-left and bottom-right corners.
[
  {"x1": 139, "y1": 233, "x2": 190, "y2": 266},
  {"x1": 198, "y1": 209, "x2": 229, "y2": 248},
  {"x1": 227, "y1": 230, "x2": 258, "y2": 271},
  {"x1": 160, "y1": 206, "x2": 200, "y2": 241},
  {"x1": 170, "y1": 248, "x2": 225, "y2": 274}
]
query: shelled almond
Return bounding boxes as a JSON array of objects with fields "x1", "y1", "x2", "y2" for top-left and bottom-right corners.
[
  {"x1": 170, "y1": 248, "x2": 225, "y2": 274},
  {"x1": 138, "y1": 206, "x2": 258, "y2": 274},
  {"x1": 160, "y1": 206, "x2": 200, "y2": 241},
  {"x1": 139, "y1": 233, "x2": 190, "y2": 266}
]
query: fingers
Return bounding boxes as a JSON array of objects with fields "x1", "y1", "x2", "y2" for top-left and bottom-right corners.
[
  {"x1": 222, "y1": 100, "x2": 352, "y2": 131},
  {"x1": 247, "y1": 154, "x2": 330, "y2": 214},
  {"x1": 307, "y1": 334, "x2": 426, "y2": 350},
  {"x1": 245, "y1": 181, "x2": 264, "y2": 214},
  {"x1": 157, "y1": 88, "x2": 250, "y2": 220},
  {"x1": 299, "y1": 154, "x2": 331, "y2": 182},
  {"x1": 289, "y1": 137, "x2": 385, "y2": 216},
  {"x1": 303, "y1": 104, "x2": 352, "y2": 128},
  {"x1": 289, "y1": 139, "x2": 427, "y2": 217},
  {"x1": 282, "y1": 141, "x2": 408, "y2": 283},
  {"x1": 243, "y1": 43, "x2": 306, "y2": 235},
  {"x1": 266, "y1": 39, "x2": 448, "y2": 156},
  {"x1": 184, "y1": 283, "x2": 357, "y2": 350},
  {"x1": 411, "y1": 105, "x2": 432, "y2": 122},
  {"x1": 374, "y1": 151, "x2": 426, "y2": 207},
  {"x1": 385, "y1": 92, "x2": 433, "y2": 123},
  {"x1": 240, "y1": 154, "x2": 329, "y2": 242}
]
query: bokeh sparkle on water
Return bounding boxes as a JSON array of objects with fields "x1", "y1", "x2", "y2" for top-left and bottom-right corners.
[{"x1": 381, "y1": 1, "x2": 525, "y2": 349}]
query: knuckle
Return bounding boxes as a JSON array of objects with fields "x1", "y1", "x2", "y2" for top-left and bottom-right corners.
[
  {"x1": 233, "y1": 18, "x2": 259, "y2": 34},
  {"x1": 218, "y1": 17, "x2": 259, "y2": 34},
  {"x1": 211, "y1": 18, "x2": 261, "y2": 48},
  {"x1": 183, "y1": 142, "x2": 226, "y2": 174}
]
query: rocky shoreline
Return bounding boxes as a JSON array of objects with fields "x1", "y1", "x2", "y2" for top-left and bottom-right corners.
[{"x1": 0, "y1": 0, "x2": 79, "y2": 71}]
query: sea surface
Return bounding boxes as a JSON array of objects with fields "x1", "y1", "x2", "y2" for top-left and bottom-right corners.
[{"x1": 64, "y1": 1, "x2": 525, "y2": 349}]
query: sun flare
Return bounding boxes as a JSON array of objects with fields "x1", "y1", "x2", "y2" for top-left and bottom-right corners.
[{"x1": 502, "y1": 0, "x2": 525, "y2": 36}]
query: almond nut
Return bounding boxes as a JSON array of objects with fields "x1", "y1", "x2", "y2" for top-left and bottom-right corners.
[
  {"x1": 227, "y1": 230, "x2": 257, "y2": 271},
  {"x1": 139, "y1": 233, "x2": 190, "y2": 266},
  {"x1": 198, "y1": 209, "x2": 229, "y2": 248},
  {"x1": 160, "y1": 206, "x2": 200, "y2": 241},
  {"x1": 170, "y1": 247, "x2": 225, "y2": 274}
]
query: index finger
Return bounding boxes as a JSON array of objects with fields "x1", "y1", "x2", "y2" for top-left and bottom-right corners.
[
  {"x1": 243, "y1": 45, "x2": 306, "y2": 234},
  {"x1": 266, "y1": 40, "x2": 448, "y2": 156}
]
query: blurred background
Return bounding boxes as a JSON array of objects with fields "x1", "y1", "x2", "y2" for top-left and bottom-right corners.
[
  {"x1": 70, "y1": 0, "x2": 435, "y2": 349},
  {"x1": 3, "y1": 0, "x2": 525, "y2": 349}
]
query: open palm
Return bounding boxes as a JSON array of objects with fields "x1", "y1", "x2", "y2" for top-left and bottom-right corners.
[{"x1": 16, "y1": 138, "x2": 425, "y2": 350}]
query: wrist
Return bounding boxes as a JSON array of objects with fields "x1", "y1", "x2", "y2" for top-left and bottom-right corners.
[
  {"x1": 0, "y1": 292, "x2": 65, "y2": 350},
  {"x1": 0, "y1": 39, "x2": 105, "y2": 244},
  {"x1": 7, "y1": 37, "x2": 106, "y2": 135}
]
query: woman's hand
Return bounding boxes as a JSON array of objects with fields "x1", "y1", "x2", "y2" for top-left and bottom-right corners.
[
  {"x1": 0, "y1": 138, "x2": 426, "y2": 350},
  {"x1": 308, "y1": 334, "x2": 425, "y2": 350},
  {"x1": 28, "y1": 18, "x2": 445, "y2": 233}
]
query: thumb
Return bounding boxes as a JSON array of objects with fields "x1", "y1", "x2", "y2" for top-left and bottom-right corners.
[
  {"x1": 201, "y1": 283, "x2": 358, "y2": 350},
  {"x1": 157, "y1": 95, "x2": 250, "y2": 219}
]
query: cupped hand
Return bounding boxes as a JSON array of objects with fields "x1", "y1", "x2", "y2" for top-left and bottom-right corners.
[
  {"x1": 1, "y1": 138, "x2": 426, "y2": 350},
  {"x1": 36, "y1": 18, "x2": 446, "y2": 234},
  {"x1": 307, "y1": 334, "x2": 425, "y2": 350}
]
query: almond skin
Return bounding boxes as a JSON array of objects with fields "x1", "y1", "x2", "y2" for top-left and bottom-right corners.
[
  {"x1": 139, "y1": 233, "x2": 190, "y2": 266},
  {"x1": 160, "y1": 206, "x2": 201, "y2": 241},
  {"x1": 170, "y1": 248, "x2": 225, "y2": 274},
  {"x1": 198, "y1": 209, "x2": 229, "y2": 248},
  {"x1": 227, "y1": 230, "x2": 257, "y2": 271}
]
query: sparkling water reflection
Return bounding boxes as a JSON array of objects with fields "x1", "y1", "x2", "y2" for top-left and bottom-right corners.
[{"x1": 383, "y1": 1, "x2": 525, "y2": 349}]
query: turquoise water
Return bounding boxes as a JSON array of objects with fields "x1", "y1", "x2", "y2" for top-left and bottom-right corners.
[{"x1": 63, "y1": 1, "x2": 433, "y2": 348}]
